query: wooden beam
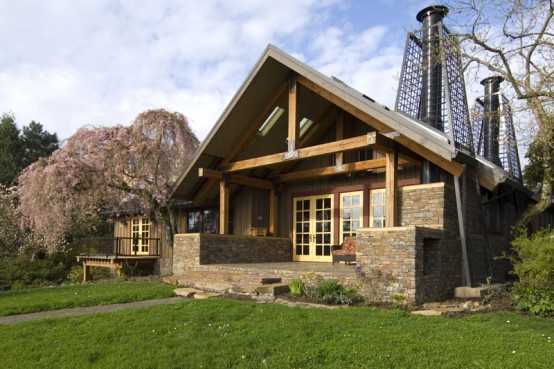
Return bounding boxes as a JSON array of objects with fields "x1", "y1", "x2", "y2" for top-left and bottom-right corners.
[
  {"x1": 219, "y1": 179, "x2": 229, "y2": 234},
  {"x1": 193, "y1": 83, "x2": 289, "y2": 205},
  {"x1": 288, "y1": 76, "x2": 298, "y2": 152},
  {"x1": 269, "y1": 188, "x2": 277, "y2": 236},
  {"x1": 269, "y1": 105, "x2": 337, "y2": 179},
  {"x1": 335, "y1": 110, "x2": 344, "y2": 166},
  {"x1": 385, "y1": 150, "x2": 398, "y2": 227},
  {"x1": 221, "y1": 132, "x2": 391, "y2": 173},
  {"x1": 297, "y1": 75, "x2": 465, "y2": 177},
  {"x1": 199, "y1": 168, "x2": 273, "y2": 190},
  {"x1": 276, "y1": 157, "x2": 387, "y2": 182}
]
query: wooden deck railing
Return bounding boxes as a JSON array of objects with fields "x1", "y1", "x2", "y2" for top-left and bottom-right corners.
[{"x1": 79, "y1": 237, "x2": 160, "y2": 257}]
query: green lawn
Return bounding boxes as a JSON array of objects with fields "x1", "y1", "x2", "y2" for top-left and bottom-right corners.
[
  {"x1": 1, "y1": 298, "x2": 553, "y2": 369},
  {"x1": 0, "y1": 281, "x2": 176, "y2": 316}
]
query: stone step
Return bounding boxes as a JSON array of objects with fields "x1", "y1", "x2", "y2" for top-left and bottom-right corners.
[
  {"x1": 194, "y1": 292, "x2": 222, "y2": 299},
  {"x1": 255, "y1": 283, "x2": 290, "y2": 296},
  {"x1": 261, "y1": 277, "x2": 282, "y2": 285},
  {"x1": 174, "y1": 287, "x2": 203, "y2": 298},
  {"x1": 163, "y1": 276, "x2": 180, "y2": 285}
]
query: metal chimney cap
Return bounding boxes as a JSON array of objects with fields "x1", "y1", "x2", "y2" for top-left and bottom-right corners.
[
  {"x1": 416, "y1": 5, "x2": 449, "y2": 22},
  {"x1": 480, "y1": 76, "x2": 504, "y2": 86}
]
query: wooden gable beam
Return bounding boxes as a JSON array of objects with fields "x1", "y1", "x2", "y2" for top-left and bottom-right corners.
[
  {"x1": 220, "y1": 132, "x2": 393, "y2": 173},
  {"x1": 274, "y1": 156, "x2": 411, "y2": 183},
  {"x1": 269, "y1": 105, "x2": 337, "y2": 178},
  {"x1": 276, "y1": 158, "x2": 386, "y2": 182},
  {"x1": 296, "y1": 75, "x2": 465, "y2": 177},
  {"x1": 288, "y1": 75, "x2": 298, "y2": 152},
  {"x1": 199, "y1": 168, "x2": 274, "y2": 190},
  {"x1": 192, "y1": 83, "x2": 289, "y2": 205}
]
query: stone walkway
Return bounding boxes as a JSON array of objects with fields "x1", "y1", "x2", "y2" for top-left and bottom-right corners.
[{"x1": 0, "y1": 297, "x2": 184, "y2": 325}]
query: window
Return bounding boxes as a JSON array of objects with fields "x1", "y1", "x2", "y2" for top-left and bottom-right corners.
[
  {"x1": 131, "y1": 217, "x2": 150, "y2": 254},
  {"x1": 340, "y1": 191, "x2": 363, "y2": 241},
  {"x1": 258, "y1": 107, "x2": 284, "y2": 136},
  {"x1": 369, "y1": 189, "x2": 386, "y2": 227},
  {"x1": 299, "y1": 117, "x2": 314, "y2": 137},
  {"x1": 187, "y1": 209, "x2": 218, "y2": 234}
]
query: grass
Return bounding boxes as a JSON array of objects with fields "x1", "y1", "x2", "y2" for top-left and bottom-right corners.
[
  {"x1": 1, "y1": 298, "x2": 553, "y2": 368},
  {"x1": 0, "y1": 281, "x2": 177, "y2": 316}
]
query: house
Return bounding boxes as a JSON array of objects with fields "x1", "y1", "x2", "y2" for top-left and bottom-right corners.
[{"x1": 79, "y1": 6, "x2": 552, "y2": 303}]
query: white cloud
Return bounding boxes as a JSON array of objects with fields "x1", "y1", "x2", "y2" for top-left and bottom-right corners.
[{"x1": 0, "y1": 0, "x2": 405, "y2": 142}]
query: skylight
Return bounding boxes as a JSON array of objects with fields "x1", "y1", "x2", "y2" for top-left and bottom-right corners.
[
  {"x1": 299, "y1": 117, "x2": 314, "y2": 137},
  {"x1": 258, "y1": 106, "x2": 284, "y2": 136}
]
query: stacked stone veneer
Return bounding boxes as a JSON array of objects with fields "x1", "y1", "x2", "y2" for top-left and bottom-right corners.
[
  {"x1": 356, "y1": 183, "x2": 463, "y2": 304},
  {"x1": 173, "y1": 234, "x2": 292, "y2": 276}
]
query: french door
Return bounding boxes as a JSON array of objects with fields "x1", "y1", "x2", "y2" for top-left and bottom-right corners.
[
  {"x1": 131, "y1": 217, "x2": 151, "y2": 255},
  {"x1": 293, "y1": 195, "x2": 334, "y2": 262}
]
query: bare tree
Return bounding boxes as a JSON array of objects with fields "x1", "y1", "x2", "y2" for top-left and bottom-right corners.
[{"x1": 445, "y1": 0, "x2": 553, "y2": 227}]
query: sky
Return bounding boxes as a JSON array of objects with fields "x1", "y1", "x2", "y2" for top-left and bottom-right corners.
[{"x1": 1, "y1": 0, "x2": 446, "y2": 142}]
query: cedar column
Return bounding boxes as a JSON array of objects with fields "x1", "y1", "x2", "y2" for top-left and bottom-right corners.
[
  {"x1": 335, "y1": 110, "x2": 344, "y2": 167},
  {"x1": 287, "y1": 75, "x2": 298, "y2": 152},
  {"x1": 219, "y1": 178, "x2": 229, "y2": 234},
  {"x1": 269, "y1": 187, "x2": 277, "y2": 236},
  {"x1": 385, "y1": 150, "x2": 398, "y2": 227}
]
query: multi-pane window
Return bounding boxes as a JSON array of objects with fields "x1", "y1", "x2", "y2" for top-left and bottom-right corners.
[
  {"x1": 131, "y1": 217, "x2": 150, "y2": 253},
  {"x1": 340, "y1": 191, "x2": 363, "y2": 241},
  {"x1": 369, "y1": 189, "x2": 386, "y2": 227},
  {"x1": 187, "y1": 209, "x2": 218, "y2": 234}
]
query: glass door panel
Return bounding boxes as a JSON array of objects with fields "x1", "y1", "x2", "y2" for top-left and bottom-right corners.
[{"x1": 293, "y1": 195, "x2": 334, "y2": 262}]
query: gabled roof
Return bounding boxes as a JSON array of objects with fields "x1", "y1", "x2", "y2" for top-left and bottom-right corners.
[{"x1": 171, "y1": 44, "x2": 465, "y2": 201}]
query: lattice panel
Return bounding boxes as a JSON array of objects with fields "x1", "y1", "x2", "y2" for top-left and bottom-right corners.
[{"x1": 395, "y1": 33, "x2": 423, "y2": 118}]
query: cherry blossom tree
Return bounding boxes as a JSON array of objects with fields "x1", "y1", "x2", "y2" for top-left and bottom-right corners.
[{"x1": 17, "y1": 109, "x2": 199, "y2": 252}]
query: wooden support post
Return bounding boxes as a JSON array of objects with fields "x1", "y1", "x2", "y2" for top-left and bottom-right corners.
[
  {"x1": 219, "y1": 178, "x2": 229, "y2": 234},
  {"x1": 269, "y1": 187, "x2": 277, "y2": 236},
  {"x1": 385, "y1": 150, "x2": 398, "y2": 227},
  {"x1": 335, "y1": 110, "x2": 344, "y2": 167},
  {"x1": 83, "y1": 263, "x2": 90, "y2": 283},
  {"x1": 288, "y1": 75, "x2": 298, "y2": 152}
]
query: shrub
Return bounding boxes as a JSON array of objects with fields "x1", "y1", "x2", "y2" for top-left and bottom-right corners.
[
  {"x1": 315, "y1": 279, "x2": 344, "y2": 304},
  {"x1": 512, "y1": 286, "x2": 554, "y2": 317},
  {"x1": 289, "y1": 279, "x2": 305, "y2": 296},
  {"x1": 509, "y1": 227, "x2": 554, "y2": 316},
  {"x1": 0, "y1": 244, "x2": 79, "y2": 290}
]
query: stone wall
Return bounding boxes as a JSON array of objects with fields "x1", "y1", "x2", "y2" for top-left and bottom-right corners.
[
  {"x1": 398, "y1": 183, "x2": 447, "y2": 229},
  {"x1": 355, "y1": 183, "x2": 463, "y2": 304},
  {"x1": 173, "y1": 234, "x2": 292, "y2": 276},
  {"x1": 356, "y1": 226, "x2": 462, "y2": 304}
]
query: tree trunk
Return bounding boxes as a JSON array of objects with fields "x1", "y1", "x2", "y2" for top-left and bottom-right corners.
[{"x1": 514, "y1": 98, "x2": 554, "y2": 228}]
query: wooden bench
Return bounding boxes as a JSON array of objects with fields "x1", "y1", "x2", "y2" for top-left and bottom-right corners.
[{"x1": 332, "y1": 237, "x2": 356, "y2": 265}]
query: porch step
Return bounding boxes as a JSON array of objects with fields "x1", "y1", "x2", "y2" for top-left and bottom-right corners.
[
  {"x1": 261, "y1": 277, "x2": 282, "y2": 285},
  {"x1": 255, "y1": 283, "x2": 290, "y2": 296}
]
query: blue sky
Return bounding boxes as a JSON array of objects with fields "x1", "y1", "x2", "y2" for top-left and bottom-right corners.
[{"x1": 0, "y1": 0, "x2": 440, "y2": 141}]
